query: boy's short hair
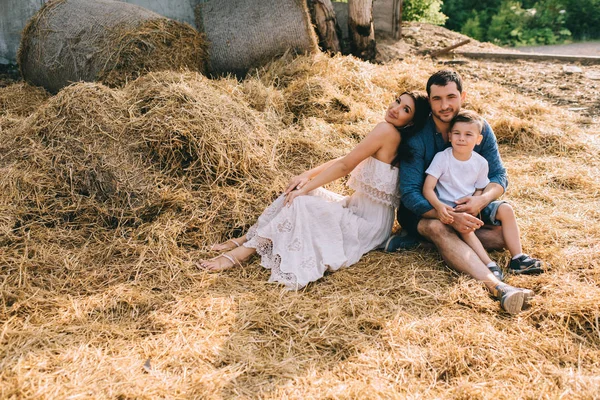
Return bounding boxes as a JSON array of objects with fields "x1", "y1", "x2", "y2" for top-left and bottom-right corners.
[
  {"x1": 426, "y1": 70, "x2": 463, "y2": 96},
  {"x1": 449, "y1": 110, "x2": 483, "y2": 134}
]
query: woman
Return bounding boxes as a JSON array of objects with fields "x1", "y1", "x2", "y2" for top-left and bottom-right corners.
[{"x1": 200, "y1": 91, "x2": 430, "y2": 289}]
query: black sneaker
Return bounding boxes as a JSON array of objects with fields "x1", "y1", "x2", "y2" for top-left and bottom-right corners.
[
  {"x1": 383, "y1": 230, "x2": 419, "y2": 252},
  {"x1": 494, "y1": 283, "x2": 534, "y2": 314},
  {"x1": 509, "y1": 254, "x2": 544, "y2": 275},
  {"x1": 488, "y1": 263, "x2": 504, "y2": 281}
]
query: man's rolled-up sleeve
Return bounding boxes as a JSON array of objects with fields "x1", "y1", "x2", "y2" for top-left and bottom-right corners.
[
  {"x1": 399, "y1": 136, "x2": 434, "y2": 216},
  {"x1": 478, "y1": 121, "x2": 508, "y2": 191}
]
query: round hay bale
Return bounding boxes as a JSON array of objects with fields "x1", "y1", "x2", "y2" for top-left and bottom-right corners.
[
  {"x1": 195, "y1": 0, "x2": 319, "y2": 77},
  {"x1": 18, "y1": 0, "x2": 208, "y2": 94}
]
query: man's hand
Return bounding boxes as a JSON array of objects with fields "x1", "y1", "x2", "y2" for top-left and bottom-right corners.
[
  {"x1": 453, "y1": 195, "x2": 489, "y2": 216},
  {"x1": 449, "y1": 211, "x2": 484, "y2": 234}
]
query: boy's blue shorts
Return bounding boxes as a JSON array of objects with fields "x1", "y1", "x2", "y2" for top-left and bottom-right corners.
[{"x1": 478, "y1": 200, "x2": 507, "y2": 226}]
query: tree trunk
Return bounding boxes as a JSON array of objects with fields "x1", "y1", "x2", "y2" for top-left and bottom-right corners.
[
  {"x1": 348, "y1": 0, "x2": 376, "y2": 61},
  {"x1": 308, "y1": 0, "x2": 341, "y2": 54}
]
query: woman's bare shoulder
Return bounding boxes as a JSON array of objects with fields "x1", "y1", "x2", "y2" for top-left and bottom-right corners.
[{"x1": 369, "y1": 121, "x2": 401, "y2": 142}]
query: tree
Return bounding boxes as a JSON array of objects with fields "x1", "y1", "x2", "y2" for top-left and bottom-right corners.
[
  {"x1": 308, "y1": 0, "x2": 342, "y2": 54},
  {"x1": 348, "y1": 0, "x2": 376, "y2": 61}
]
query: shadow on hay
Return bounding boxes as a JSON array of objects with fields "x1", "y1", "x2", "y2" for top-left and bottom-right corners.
[{"x1": 202, "y1": 250, "x2": 491, "y2": 396}]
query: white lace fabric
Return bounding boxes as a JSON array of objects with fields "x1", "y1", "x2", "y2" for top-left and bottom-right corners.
[
  {"x1": 244, "y1": 157, "x2": 398, "y2": 289},
  {"x1": 347, "y1": 157, "x2": 400, "y2": 207}
]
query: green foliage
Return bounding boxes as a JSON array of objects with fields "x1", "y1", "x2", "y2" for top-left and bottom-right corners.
[
  {"x1": 403, "y1": 0, "x2": 448, "y2": 25},
  {"x1": 561, "y1": 0, "x2": 600, "y2": 39},
  {"x1": 442, "y1": 0, "x2": 501, "y2": 35},
  {"x1": 442, "y1": 0, "x2": 580, "y2": 45},
  {"x1": 461, "y1": 11, "x2": 486, "y2": 41},
  {"x1": 486, "y1": 0, "x2": 571, "y2": 45}
]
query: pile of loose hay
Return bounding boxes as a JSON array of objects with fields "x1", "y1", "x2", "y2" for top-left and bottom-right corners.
[
  {"x1": 0, "y1": 50, "x2": 598, "y2": 398},
  {"x1": 18, "y1": 0, "x2": 208, "y2": 94}
]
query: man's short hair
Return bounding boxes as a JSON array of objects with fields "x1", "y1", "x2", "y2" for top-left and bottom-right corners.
[
  {"x1": 426, "y1": 70, "x2": 463, "y2": 96},
  {"x1": 449, "y1": 110, "x2": 483, "y2": 134}
]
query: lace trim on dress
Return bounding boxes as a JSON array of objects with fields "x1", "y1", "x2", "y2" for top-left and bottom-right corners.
[
  {"x1": 245, "y1": 227, "x2": 303, "y2": 290},
  {"x1": 347, "y1": 157, "x2": 400, "y2": 207},
  {"x1": 347, "y1": 178, "x2": 399, "y2": 207}
]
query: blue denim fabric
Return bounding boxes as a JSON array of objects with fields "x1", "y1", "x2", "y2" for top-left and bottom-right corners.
[
  {"x1": 399, "y1": 115, "x2": 508, "y2": 218},
  {"x1": 479, "y1": 200, "x2": 507, "y2": 226}
]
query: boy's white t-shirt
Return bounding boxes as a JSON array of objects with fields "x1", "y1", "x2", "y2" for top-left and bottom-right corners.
[{"x1": 425, "y1": 147, "x2": 490, "y2": 205}]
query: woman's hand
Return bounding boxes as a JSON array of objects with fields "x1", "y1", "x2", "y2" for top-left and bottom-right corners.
[
  {"x1": 284, "y1": 173, "x2": 311, "y2": 195},
  {"x1": 284, "y1": 187, "x2": 308, "y2": 207},
  {"x1": 436, "y1": 204, "x2": 455, "y2": 224}
]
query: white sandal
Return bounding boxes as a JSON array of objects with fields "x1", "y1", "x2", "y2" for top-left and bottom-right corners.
[
  {"x1": 198, "y1": 253, "x2": 242, "y2": 271},
  {"x1": 209, "y1": 238, "x2": 242, "y2": 252}
]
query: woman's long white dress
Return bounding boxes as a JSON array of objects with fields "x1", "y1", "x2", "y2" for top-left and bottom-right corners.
[{"x1": 244, "y1": 156, "x2": 399, "y2": 289}]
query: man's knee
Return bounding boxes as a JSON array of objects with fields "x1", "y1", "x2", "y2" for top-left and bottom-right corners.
[
  {"x1": 418, "y1": 218, "x2": 454, "y2": 240},
  {"x1": 476, "y1": 225, "x2": 505, "y2": 250}
]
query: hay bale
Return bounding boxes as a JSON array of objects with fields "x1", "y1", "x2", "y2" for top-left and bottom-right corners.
[
  {"x1": 18, "y1": 0, "x2": 207, "y2": 94},
  {"x1": 196, "y1": 0, "x2": 319, "y2": 77}
]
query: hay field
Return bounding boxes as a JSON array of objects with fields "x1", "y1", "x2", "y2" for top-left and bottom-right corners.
[{"x1": 1, "y1": 52, "x2": 599, "y2": 399}]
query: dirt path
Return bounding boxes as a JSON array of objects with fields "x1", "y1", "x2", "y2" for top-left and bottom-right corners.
[{"x1": 516, "y1": 42, "x2": 600, "y2": 56}]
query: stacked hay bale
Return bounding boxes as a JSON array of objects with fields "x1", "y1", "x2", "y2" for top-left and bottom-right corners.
[
  {"x1": 18, "y1": 0, "x2": 208, "y2": 93},
  {"x1": 196, "y1": 0, "x2": 319, "y2": 77}
]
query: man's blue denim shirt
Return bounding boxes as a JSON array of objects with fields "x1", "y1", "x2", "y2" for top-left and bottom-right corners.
[{"x1": 399, "y1": 115, "x2": 508, "y2": 217}]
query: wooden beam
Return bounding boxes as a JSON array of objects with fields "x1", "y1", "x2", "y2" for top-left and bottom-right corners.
[{"x1": 429, "y1": 39, "x2": 470, "y2": 57}]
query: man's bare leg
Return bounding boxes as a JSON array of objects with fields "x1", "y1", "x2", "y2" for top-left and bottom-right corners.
[
  {"x1": 418, "y1": 219, "x2": 500, "y2": 291},
  {"x1": 418, "y1": 219, "x2": 533, "y2": 314},
  {"x1": 475, "y1": 225, "x2": 506, "y2": 251}
]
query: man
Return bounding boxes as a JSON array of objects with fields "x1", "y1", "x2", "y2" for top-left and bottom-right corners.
[{"x1": 386, "y1": 70, "x2": 539, "y2": 314}]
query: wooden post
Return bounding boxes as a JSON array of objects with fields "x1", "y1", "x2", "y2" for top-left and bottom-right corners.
[
  {"x1": 348, "y1": 0, "x2": 376, "y2": 61},
  {"x1": 393, "y1": 0, "x2": 402, "y2": 39},
  {"x1": 308, "y1": 0, "x2": 341, "y2": 54}
]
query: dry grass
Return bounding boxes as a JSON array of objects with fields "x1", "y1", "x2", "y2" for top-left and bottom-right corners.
[{"x1": 1, "y1": 50, "x2": 599, "y2": 399}]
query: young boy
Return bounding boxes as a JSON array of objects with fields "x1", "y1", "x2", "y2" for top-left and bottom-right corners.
[{"x1": 422, "y1": 110, "x2": 543, "y2": 280}]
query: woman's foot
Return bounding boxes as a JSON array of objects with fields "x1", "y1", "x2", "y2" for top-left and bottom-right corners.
[
  {"x1": 198, "y1": 253, "x2": 242, "y2": 271},
  {"x1": 210, "y1": 238, "x2": 243, "y2": 252}
]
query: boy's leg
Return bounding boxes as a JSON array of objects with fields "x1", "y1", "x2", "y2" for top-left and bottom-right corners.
[
  {"x1": 461, "y1": 230, "x2": 504, "y2": 281},
  {"x1": 494, "y1": 203, "x2": 522, "y2": 256},
  {"x1": 489, "y1": 202, "x2": 544, "y2": 275},
  {"x1": 460, "y1": 231, "x2": 493, "y2": 264}
]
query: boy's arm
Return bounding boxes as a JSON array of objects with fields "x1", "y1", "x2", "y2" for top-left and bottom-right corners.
[{"x1": 423, "y1": 174, "x2": 454, "y2": 224}]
